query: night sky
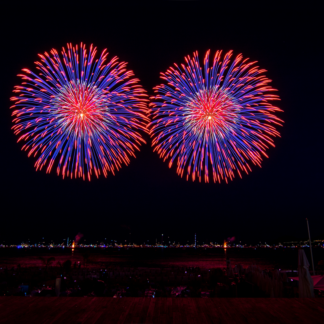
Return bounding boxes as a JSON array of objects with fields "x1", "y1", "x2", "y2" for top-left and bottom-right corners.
[{"x1": 1, "y1": 3, "x2": 323, "y2": 245}]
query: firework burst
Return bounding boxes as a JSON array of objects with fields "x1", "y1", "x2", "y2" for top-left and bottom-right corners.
[
  {"x1": 11, "y1": 43, "x2": 148, "y2": 180},
  {"x1": 150, "y1": 50, "x2": 283, "y2": 183}
]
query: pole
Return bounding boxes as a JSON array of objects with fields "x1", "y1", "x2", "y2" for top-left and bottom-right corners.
[{"x1": 306, "y1": 218, "x2": 315, "y2": 275}]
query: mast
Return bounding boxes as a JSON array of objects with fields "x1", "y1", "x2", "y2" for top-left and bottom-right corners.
[{"x1": 306, "y1": 218, "x2": 315, "y2": 275}]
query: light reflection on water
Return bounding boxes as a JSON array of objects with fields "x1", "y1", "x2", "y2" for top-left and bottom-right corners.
[{"x1": 1, "y1": 248, "x2": 321, "y2": 271}]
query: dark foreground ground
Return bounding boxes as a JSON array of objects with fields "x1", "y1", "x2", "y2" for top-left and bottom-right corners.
[
  {"x1": 0, "y1": 248, "x2": 323, "y2": 298},
  {"x1": 0, "y1": 297, "x2": 324, "y2": 324}
]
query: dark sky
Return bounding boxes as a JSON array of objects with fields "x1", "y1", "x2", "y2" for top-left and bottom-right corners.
[{"x1": 0, "y1": 3, "x2": 323, "y2": 245}]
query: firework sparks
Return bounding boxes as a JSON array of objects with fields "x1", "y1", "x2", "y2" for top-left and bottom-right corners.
[
  {"x1": 150, "y1": 50, "x2": 283, "y2": 183},
  {"x1": 11, "y1": 43, "x2": 148, "y2": 180}
]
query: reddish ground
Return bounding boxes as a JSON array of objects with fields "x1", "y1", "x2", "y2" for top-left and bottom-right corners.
[{"x1": 0, "y1": 297, "x2": 324, "y2": 323}]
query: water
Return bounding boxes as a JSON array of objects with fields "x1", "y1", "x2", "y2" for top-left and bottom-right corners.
[{"x1": 0, "y1": 247, "x2": 323, "y2": 270}]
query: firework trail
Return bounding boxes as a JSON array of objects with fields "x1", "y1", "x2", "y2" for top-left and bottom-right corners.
[
  {"x1": 150, "y1": 50, "x2": 283, "y2": 183},
  {"x1": 11, "y1": 43, "x2": 148, "y2": 180}
]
